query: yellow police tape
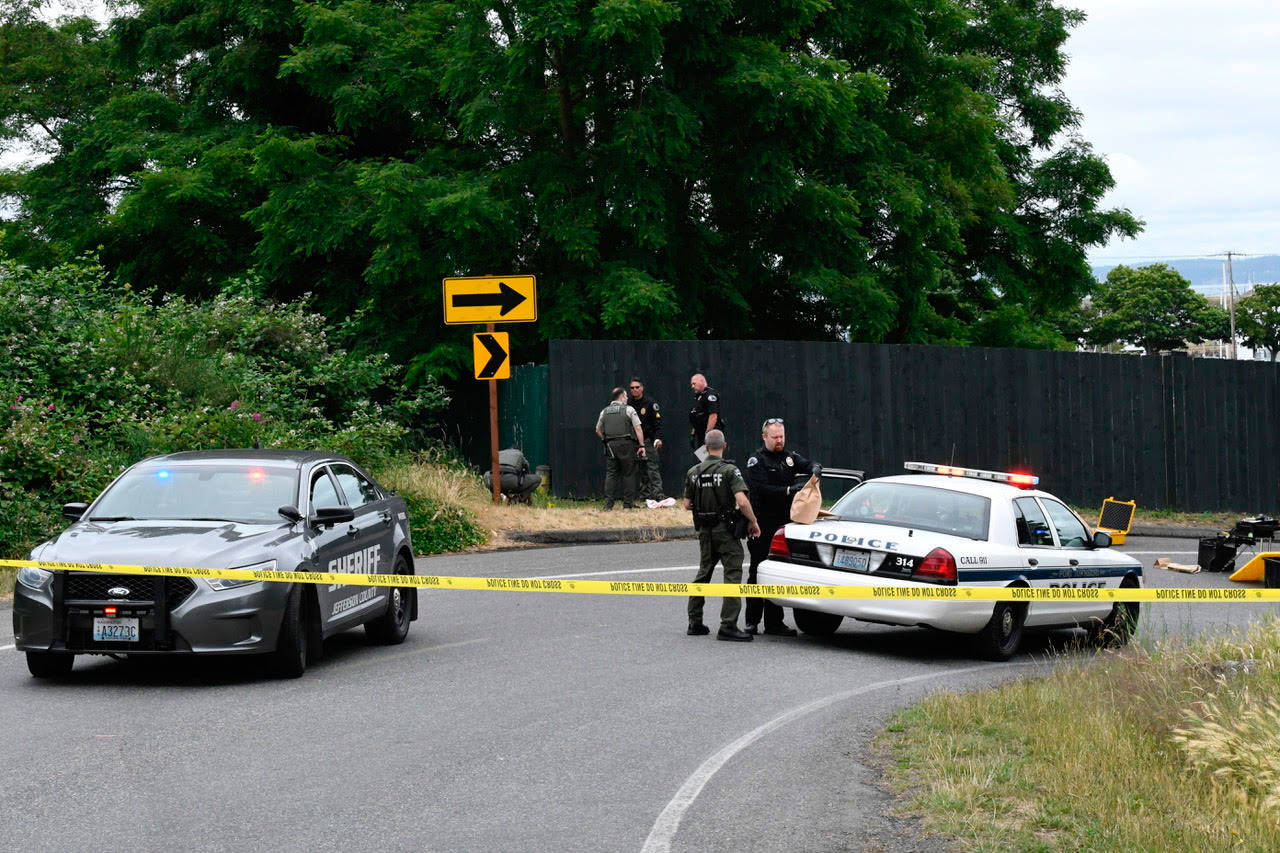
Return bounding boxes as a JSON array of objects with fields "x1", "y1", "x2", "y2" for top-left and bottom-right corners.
[{"x1": 3, "y1": 558, "x2": 1280, "y2": 603}]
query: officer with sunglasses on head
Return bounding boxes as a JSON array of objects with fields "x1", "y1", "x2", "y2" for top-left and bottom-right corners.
[{"x1": 744, "y1": 417, "x2": 821, "y2": 636}]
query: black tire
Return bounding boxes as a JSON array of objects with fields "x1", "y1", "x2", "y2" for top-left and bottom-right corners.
[
  {"x1": 975, "y1": 599, "x2": 1026, "y2": 661},
  {"x1": 1088, "y1": 578, "x2": 1140, "y2": 649},
  {"x1": 793, "y1": 608, "x2": 843, "y2": 636},
  {"x1": 365, "y1": 553, "x2": 413, "y2": 645},
  {"x1": 267, "y1": 585, "x2": 308, "y2": 679},
  {"x1": 26, "y1": 651, "x2": 74, "y2": 678}
]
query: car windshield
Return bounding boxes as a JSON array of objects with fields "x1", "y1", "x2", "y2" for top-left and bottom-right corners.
[
  {"x1": 89, "y1": 464, "x2": 299, "y2": 524},
  {"x1": 830, "y1": 482, "x2": 991, "y2": 540}
]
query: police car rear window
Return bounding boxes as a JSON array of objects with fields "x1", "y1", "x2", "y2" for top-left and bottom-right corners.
[{"x1": 830, "y1": 482, "x2": 991, "y2": 540}]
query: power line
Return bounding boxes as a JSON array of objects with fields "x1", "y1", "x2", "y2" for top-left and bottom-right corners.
[{"x1": 1089, "y1": 252, "x2": 1280, "y2": 261}]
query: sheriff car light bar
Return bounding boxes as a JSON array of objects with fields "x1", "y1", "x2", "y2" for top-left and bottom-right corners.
[{"x1": 904, "y1": 461, "x2": 1039, "y2": 487}]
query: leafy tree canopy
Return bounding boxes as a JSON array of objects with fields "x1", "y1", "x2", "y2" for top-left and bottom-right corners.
[
  {"x1": 1235, "y1": 284, "x2": 1280, "y2": 362},
  {"x1": 1084, "y1": 263, "x2": 1230, "y2": 355},
  {"x1": 0, "y1": 0, "x2": 1139, "y2": 368}
]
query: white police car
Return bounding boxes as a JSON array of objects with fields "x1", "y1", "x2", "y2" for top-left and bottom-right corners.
[{"x1": 757, "y1": 462, "x2": 1143, "y2": 659}]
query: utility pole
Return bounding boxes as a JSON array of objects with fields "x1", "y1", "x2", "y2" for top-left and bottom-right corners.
[{"x1": 1214, "y1": 251, "x2": 1247, "y2": 359}]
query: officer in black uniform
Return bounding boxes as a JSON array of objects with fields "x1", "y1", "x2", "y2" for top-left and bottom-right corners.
[
  {"x1": 744, "y1": 418, "x2": 820, "y2": 636},
  {"x1": 688, "y1": 373, "x2": 725, "y2": 452},
  {"x1": 627, "y1": 376, "x2": 666, "y2": 501},
  {"x1": 595, "y1": 387, "x2": 647, "y2": 509},
  {"x1": 683, "y1": 429, "x2": 761, "y2": 641}
]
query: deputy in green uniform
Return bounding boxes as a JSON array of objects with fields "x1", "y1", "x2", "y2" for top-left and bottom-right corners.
[
  {"x1": 595, "y1": 387, "x2": 647, "y2": 509},
  {"x1": 682, "y1": 428, "x2": 761, "y2": 641}
]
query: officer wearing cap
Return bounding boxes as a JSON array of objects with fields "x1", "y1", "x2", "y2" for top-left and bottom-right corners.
[
  {"x1": 744, "y1": 418, "x2": 820, "y2": 636},
  {"x1": 627, "y1": 376, "x2": 666, "y2": 501},
  {"x1": 595, "y1": 387, "x2": 646, "y2": 509},
  {"x1": 688, "y1": 373, "x2": 725, "y2": 452},
  {"x1": 683, "y1": 429, "x2": 761, "y2": 641}
]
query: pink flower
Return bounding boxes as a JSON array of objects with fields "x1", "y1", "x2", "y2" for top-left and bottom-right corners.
[
  {"x1": 46, "y1": 404, "x2": 54, "y2": 411},
  {"x1": 251, "y1": 412, "x2": 263, "y2": 422},
  {"x1": 228, "y1": 400, "x2": 241, "y2": 410},
  {"x1": 15, "y1": 396, "x2": 22, "y2": 402}
]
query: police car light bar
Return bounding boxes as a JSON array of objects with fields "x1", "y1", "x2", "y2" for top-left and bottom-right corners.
[{"x1": 904, "y1": 461, "x2": 1039, "y2": 488}]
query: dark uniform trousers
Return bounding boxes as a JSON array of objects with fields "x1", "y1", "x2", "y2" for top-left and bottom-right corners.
[
  {"x1": 638, "y1": 440, "x2": 663, "y2": 500},
  {"x1": 688, "y1": 523, "x2": 744, "y2": 628},
  {"x1": 746, "y1": 516, "x2": 788, "y2": 628},
  {"x1": 604, "y1": 438, "x2": 639, "y2": 505}
]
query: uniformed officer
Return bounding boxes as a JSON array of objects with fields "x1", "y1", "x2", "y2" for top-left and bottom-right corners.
[
  {"x1": 595, "y1": 387, "x2": 647, "y2": 509},
  {"x1": 744, "y1": 418, "x2": 820, "y2": 635},
  {"x1": 482, "y1": 447, "x2": 542, "y2": 503},
  {"x1": 627, "y1": 376, "x2": 666, "y2": 501},
  {"x1": 682, "y1": 429, "x2": 761, "y2": 641},
  {"x1": 688, "y1": 373, "x2": 725, "y2": 452}
]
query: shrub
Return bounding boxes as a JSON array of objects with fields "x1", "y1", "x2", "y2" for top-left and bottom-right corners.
[
  {"x1": 378, "y1": 451, "x2": 491, "y2": 554},
  {"x1": 0, "y1": 256, "x2": 449, "y2": 558}
]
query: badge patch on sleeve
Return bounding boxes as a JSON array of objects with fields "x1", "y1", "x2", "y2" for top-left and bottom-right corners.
[
  {"x1": 708, "y1": 395, "x2": 717, "y2": 402},
  {"x1": 785, "y1": 457, "x2": 794, "y2": 467},
  {"x1": 747, "y1": 456, "x2": 757, "y2": 467}
]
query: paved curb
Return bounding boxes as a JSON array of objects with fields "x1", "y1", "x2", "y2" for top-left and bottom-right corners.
[
  {"x1": 507, "y1": 526, "x2": 697, "y2": 544},
  {"x1": 1129, "y1": 524, "x2": 1220, "y2": 540}
]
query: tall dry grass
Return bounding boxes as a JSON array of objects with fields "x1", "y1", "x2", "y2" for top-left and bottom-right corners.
[
  {"x1": 885, "y1": 618, "x2": 1280, "y2": 849},
  {"x1": 378, "y1": 452, "x2": 689, "y2": 550}
]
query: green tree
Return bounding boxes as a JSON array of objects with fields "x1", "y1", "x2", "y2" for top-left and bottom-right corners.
[
  {"x1": 1085, "y1": 264, "x2": 1230, "y2": 356},
  {"x1": 1235, "y1": 284, "x2": 1280, "y2": 361},
  {"x1": 0, "y1": 0, "x2": 1139, "y2": 365}
]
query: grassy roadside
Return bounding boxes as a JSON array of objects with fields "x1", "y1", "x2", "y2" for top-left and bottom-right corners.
[{"x1": 881, "y1": 620, "x2": 1280, "y2": 849}]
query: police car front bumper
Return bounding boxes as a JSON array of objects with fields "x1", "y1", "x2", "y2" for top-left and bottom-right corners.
[
  {"x1": 757, "y1": 558, "x2": 996, "y2": 634},
  {"x1": 13, "y1": 576, "x2": 293, "y2": 655}
]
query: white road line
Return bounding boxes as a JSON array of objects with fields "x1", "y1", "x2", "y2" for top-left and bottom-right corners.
[
  {"x1": 1124, "y1": 551, "x2": 1196, "y2": 555},
  {"x1": 641, "y1": 662, "x2": 1033, "y2": 853},
  {"x1": 1, "y1": 643, "x2": 13, "y2": 652}
]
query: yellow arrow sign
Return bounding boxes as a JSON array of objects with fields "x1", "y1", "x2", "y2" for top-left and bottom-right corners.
[
  {"x1": 443, "y1": 275, "x2": 537, "y2": 324},
  {"x1": 473, "y1": 332, "x2": 511, "y2": 380}
]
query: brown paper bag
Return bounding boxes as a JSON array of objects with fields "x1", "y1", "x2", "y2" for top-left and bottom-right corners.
[{"x1": 790, "y1": 474, "x2": 822, "y2": 524}]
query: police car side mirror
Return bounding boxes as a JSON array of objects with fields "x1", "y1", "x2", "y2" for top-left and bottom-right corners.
[
  {"x1": 311, "y1": 505, "x2": 355, "y2": 527},
  {"x1": 278, "y1": 505, "x2": 304, "y2": 523},
  {"x1": 62, "y1": 502, "x2": 88, "y2": 520},
  {"x1": 1091, "y1": 530, "x2": 1112, "y2": 549}
]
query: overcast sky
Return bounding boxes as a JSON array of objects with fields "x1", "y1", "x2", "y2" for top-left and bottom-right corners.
[{"x1": 1061, "y1": 0, "x2": 1280, "y2": 263}]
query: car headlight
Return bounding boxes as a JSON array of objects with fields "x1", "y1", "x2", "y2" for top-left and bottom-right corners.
[
  {"x1": 16, "y1": 566, "x2": 53, "y2": 592},
  {"x1": 204, "y1": 560, "x2": 276, "y2": 591}
]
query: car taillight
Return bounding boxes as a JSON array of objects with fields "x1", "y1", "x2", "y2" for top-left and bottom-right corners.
[
  {"x1": 769, "y1": 529, "x2": 791, "y2": 558},
  {"x1": 912, "y1": 547, "x2": 957, "y2": 585}
]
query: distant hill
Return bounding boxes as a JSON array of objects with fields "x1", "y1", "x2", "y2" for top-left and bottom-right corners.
[{"x1": 1092, "y1": 255, "x2": 1280, "y2": 295}]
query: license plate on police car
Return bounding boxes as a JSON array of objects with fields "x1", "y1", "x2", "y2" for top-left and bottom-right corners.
[
  {"x1": 93, "y1": 617, "x2": 139, "y2": 642},
  {"x1": 833, "y1": 550, "x2": 871, "y2": 571}
]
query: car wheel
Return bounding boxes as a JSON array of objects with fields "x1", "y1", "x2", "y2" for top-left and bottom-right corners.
[
  {"x1": 267, "y1": 584, "x2": 308, "y2": 679},
  {"x1": 365, "y1": 553, "x2": 413, "y2": 645},
  {"x1": 26, "y1": 651, "x2": 74, "y2": 679},
  {"x1": 975, "y1": 599, "x2": 1025, "y2": 661},
  {"x1": 1088, "y1": 578, "x2": 1140, "y2": 649},
  {"x1": 793, "y1": 608, "x2": 843, "y2": 636}
]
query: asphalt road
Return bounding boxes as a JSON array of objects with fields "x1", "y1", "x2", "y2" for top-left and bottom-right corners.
[{"x1": 1, "y1": 535, "x2": 1274, "y2": 852}]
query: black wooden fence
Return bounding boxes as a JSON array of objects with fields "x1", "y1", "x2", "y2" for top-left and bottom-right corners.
[{"x1": 547, "y1": 340, "x2": 1280, "y2": 512}]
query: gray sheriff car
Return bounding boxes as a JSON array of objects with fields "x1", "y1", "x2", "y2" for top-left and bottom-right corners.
[{"x1": 13, "y1": 450, "x2": 417, "y2": 679}]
